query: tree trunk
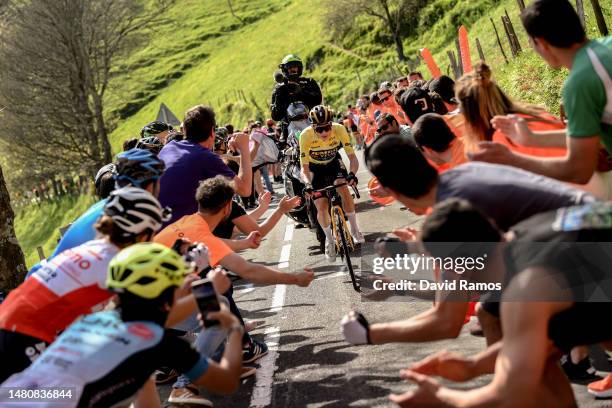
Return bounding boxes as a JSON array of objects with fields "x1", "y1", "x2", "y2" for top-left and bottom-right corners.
[
  {"x1": 0, "y1": 164, "x2": 27, "y2": 294},
  {"x1": 393, "y1": 32, "x2": 406, "y2": 61}
]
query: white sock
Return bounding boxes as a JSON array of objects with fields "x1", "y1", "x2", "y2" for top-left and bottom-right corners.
[
  {"x1": 346, "y1": 212, "x2": 359, "y2": 235},
  {"x1": 323, "y1": 225, "x2": 334, "y2": 243}
]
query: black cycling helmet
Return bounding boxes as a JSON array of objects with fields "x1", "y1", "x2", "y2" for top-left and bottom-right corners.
[
  {"x1": 94, "y1": 163, "x2": 117, "y2": 199},
  {"x1": 140, "y1": 121, "x2": 173, "y2": 139},
  {"x1": 135, "y1": 136, "x2": 163, "y2": 155},
  {"x1": 115, "y1": 148, "x2": 165, "y2": 189},
  {"x1": 287, "y1": 102, "x2": 309, "y2": 122},
  {"x1": 279, "y1": 54, "x2": 303, "y2": 81},
  {"x1": 214, "y1": 127, "x2": 229, "y2": 152},
  {"x1": 309, "y1": 105, "x2": 334, "y2": 126}
]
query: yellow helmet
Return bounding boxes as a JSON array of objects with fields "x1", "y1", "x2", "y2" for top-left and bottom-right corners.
[{"x1": 107, "y1": 242, "x2": 186, "y2": 299}]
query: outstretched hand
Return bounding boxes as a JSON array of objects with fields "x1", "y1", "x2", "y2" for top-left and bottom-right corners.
[
  {"x1": 409, "y1": 350, "x2": 476, "y2": 382},
  {"x1": 491, "y1": 114, "x2": 534, "y2": 146},
  {"x1": 467, "y1": 141, "x2": 513, "y2": 165},
  {"x1": 389, "y1": 370, "x2": 444, "y2": 407}
]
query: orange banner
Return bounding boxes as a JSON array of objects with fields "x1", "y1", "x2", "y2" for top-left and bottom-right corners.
[
  {"x1": 420, "y1": 48, "x2": 441, "y2": 79},
  {"x1": 458, "y1": 25, "x2": 473, "y2": 73}
]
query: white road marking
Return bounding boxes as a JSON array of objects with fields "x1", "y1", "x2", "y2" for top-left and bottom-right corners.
[
  {"x1": 283, "y1": 223, "x2": 294, "y2": 242},
  {"x1": 249, "y1": 217, "x2": 293, "y2": 407},
  {"x1": 277, "y1": 243, "x2": 291, "y2": 268},
  {"x1": 249, "y1": 326, "x2": 281, "y2": 408},
  {"x1": 270, "y1": 284, "x2": 286, "y2": 313}
]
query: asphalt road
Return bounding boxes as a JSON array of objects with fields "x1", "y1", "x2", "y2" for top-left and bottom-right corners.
[{"x1": 161, "y1": 152, "x2": 611, "y2": 408}]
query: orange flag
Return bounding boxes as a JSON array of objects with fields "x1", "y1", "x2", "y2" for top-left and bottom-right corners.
[{"x1": 420, "y1": 48, "x2": 441, "y2": 79}]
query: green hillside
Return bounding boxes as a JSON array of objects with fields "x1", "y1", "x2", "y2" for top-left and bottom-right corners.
[{"x1": 13, "y1": 0, "x2": 611, "y2": 268}]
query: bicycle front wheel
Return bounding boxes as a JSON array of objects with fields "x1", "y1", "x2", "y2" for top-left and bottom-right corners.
[{"x1": 333, "y1": 207, "x2": 359, "y2": 292}]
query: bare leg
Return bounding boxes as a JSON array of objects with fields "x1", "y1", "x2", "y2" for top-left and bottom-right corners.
[
  {"x1": 132, "y1": 377, "x2": 161, "y2": 408},
  {"x1": 478, "y1": 304, "x2": 503, "y2": 346}
]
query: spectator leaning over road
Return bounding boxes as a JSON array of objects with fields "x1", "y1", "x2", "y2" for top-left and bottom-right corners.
[
  {"x1": 158, "y1": 105, "x2": 253, "y2": 225},
  {"x1": 1, "y1": 242, "x2": 244, "y2": 407},
  {"x1": 470, "y1": 0, "x2": 612, "y2": 200},
  {"x1": 427, "y1": 75, "x2": 466, "y2": 137},
  {"x1": 412, "y1": 113, "x2": 467, "y2": 172},
  {"x1": 343, "y1": 134, "x2": 597, "y2": 350},
  {"x1": 387, "y1": 199, "x2": 612, "y2": 408},
  {"x1": 155, "y1": 176, "x2": 314, "y2": 372}
]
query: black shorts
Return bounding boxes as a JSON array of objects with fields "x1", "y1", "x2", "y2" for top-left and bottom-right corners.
[
  {"x1": 548, "y1": 302, "x2": 612, "y2": 352},
  {"x1": 309, "y1": 155, "x2": 348, "y2": 192},
  {"x1": 0, "y1": 329, "x2": 49, "y2": 383}
]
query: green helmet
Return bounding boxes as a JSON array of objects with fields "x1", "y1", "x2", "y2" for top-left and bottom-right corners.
[
  {"x1": 107, "y1": 242, "x2": 186, "y2": 299},
  {"x1": 279, "y1": 54, "x2": 303, "y2": 80}
]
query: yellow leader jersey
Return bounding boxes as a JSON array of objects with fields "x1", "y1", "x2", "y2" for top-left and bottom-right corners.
[{"x1": 299, "y1": 123, "x2": 355, "y2": 165}]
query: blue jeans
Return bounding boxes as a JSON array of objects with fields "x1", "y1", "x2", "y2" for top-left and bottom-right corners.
[{"x1": 260, "y1": 165, "x2": 274, "y2": 193}]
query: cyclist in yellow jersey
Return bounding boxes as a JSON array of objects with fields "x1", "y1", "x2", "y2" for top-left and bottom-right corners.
[{"x1": 300, "y1": 105, "x2": 364, "y2": 260}]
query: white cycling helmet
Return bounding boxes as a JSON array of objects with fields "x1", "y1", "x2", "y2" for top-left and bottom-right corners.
[{"x1": 104, "y1": 187, "x2": 170, "y2": 238}]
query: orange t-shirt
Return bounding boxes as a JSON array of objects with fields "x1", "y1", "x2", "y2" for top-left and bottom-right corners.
[{"x1": 154, "y1": 214, "x2": 233, "y2": 266}]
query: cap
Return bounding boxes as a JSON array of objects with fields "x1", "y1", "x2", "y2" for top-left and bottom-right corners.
[{"x1": 399, "y1": 86, "x2": 435, "y2": 124}]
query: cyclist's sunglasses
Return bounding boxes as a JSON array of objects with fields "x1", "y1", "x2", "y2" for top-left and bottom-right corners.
[{"x1": 314, "y1": 124, "x2": 332, "y2": 134}]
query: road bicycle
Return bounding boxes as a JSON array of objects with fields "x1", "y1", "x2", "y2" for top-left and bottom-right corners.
[{"x1": 310, "y1": 182, "x2": 361, "y2": 292}]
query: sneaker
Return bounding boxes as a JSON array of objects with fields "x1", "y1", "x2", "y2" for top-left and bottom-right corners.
[
  {"x1": 154, "y1": 367, "x2": 179, "y2": 384},
  {"x1": 560, "y1": 354, "x2": 599, "y2": 381},
  {"x1": 243, "y1": 339, "x2": 269, "y2": 363},
  {"x1": 325, "y1": 239, "x2": 336, "y2": 261},
  {"x1": 168, "y1": 387, "x2": 213, "y2": 406},
  {"x1": 588, "y1": 374, "x2": 612, "y2": 399},
  {"x1": 351, "y1": 231, "x2": 365, "y2": 244},
  {"x1": 241, "y1": 365, "x2": 257, "y2": 379}
]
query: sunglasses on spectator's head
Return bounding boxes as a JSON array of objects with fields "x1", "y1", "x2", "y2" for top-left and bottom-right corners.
[{"x1": 314, "y1": 124, "x2": 332, "y2": 134}]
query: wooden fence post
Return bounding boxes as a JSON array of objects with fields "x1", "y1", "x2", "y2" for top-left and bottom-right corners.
[
  {"x1": 447, "y1": 50, "x2": 461, "y2": 79},
  {"x1": 502, "y1": 16, "x2": 518, "y2": 57},
  {"x1": 454, "y1": 37, "x2": 464, "y2": 76},
  {"x1": 590, "y1": 0, "x2": 609, "y2": 36},
  {"x1": 516, "y1": 0, "x2": 525, "y2": 11},
  {"x1": 504, "y1": 9, "x2": 522, "y2": 53},
  {"x1": 576, "y1": 0, "x2": 586, "y2": 29},
  {"x1": 476, "y1": 38, "x2": 486, "y2": 62},
  {"x1": 36, "y1": 246, "x2": 45, "y2": 261},
  {"x1": 490, "y1": 18, "x2": 509, "y2": 64}
]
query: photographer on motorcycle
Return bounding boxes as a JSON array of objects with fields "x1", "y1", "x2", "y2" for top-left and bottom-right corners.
[
  {"x1": 300, "y1": 105, "x2": 364, "y2": 260},
  {"x1": 270, "y1": 54, "x2": 322, "y2": 142}
]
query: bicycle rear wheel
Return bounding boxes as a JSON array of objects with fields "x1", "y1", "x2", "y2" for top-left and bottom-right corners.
[{"x1": 333, "y1": 207, "x2": 359, "y2": 292}]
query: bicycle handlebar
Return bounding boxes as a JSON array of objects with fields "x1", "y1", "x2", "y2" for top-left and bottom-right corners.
[{"x1": 312, "y1": 182, "x2": 360, "y2": 199}]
